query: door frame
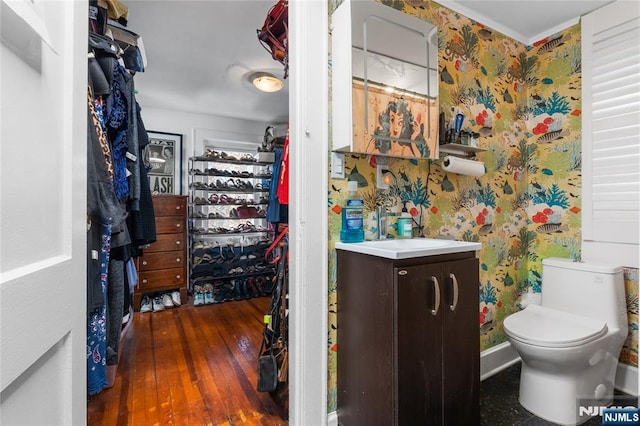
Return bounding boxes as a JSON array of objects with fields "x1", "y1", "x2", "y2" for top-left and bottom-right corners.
[{"x1": 288, "y1": 0, "x2": 329, "y2": 423}]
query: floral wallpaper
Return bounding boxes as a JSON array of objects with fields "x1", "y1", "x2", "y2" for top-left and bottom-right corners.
[{"x1": 327, "y1": 0, "x2": 638, "y2": 413}]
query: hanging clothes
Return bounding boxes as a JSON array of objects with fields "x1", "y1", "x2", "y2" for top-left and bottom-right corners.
[
  {"x1": 87, "y1": 83, "x2": 123, "y2": 309},
  {"x1": 106, "y1": 258, "x2": 125, "y2": 367},
  {"x1": 105, "y1": 63, "x2": 130, "y2": 202},
  {"x1": 267, "y1": 147, "x2": 288, "y2": 224},
  {"x1": 127, "y1": 102, "x2": 157, "y2": 252},
  {"x1": 87, "y1": 223, "x2": 111, "y2": 395},
  {"x1": 87, "y1": 27, "x2": 155, "y2": 394},
  {"x1": 276, "y1": 127, "x2": 289, "y2": 205}
]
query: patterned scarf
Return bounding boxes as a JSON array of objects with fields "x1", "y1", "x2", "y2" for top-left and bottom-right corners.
[{"x1": 106, "y1": 64, "x2": 129, "y2": 201}]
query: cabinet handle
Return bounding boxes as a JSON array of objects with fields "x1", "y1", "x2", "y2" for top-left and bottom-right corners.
[
  {"x1": 176, "y1": 241, "x2": 181, "y2": 245},
  {"x1": 142, "y1": 278, "x2": 148, "y2": 284},
  {"x1": 176, "y1": 205, "x2": 181, "y2": 210},
  {"x1": 176, "y1": 275, "x2": 181, "y2": 279},
  {"x1": 142, "y1": 260, "x2": 147, "y2": 266},
  {"x1": 176, "y1": 258, "x2": 181, "y2": 263},
  {"x1": 431, "y1": 276, "x2": 440, "y2": 316},
  {"x1": 176, "y1": 223, "x2": 181, "y2": 228},
  {"x1": 450, "y1": 273, "x2": 459, "y2": 311}
]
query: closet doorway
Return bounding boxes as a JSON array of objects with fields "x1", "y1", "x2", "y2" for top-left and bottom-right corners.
[
  {"x1": 87, "y1": 0, "x2": 329, "y2": 423},
  {"x1": 88, "y1": 0, "x2": 293, "y2": 423}
]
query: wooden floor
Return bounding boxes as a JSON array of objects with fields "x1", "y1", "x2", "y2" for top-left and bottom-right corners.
[{"x1": 87, "y1": 296, "x2": 288, "y2": 425}]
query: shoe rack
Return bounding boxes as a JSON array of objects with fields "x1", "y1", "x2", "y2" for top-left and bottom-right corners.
[{"x1": 188, "y1": 148, "x2": 276, "y2": 305}]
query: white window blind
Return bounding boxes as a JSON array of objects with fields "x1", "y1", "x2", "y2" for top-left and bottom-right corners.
[{"x1": 582, "y1": 1, "x2": 640, "y2": 266}]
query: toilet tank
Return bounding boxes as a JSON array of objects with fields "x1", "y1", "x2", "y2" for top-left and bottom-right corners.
[{"x1": 541, "y1": 257, "x2": 627, "y2": 331}]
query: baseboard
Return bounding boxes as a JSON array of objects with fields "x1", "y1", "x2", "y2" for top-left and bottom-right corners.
[
  {"x1": 327, "y1": 410, "x2": 338, "y2": 426},
  {"x1": 480, "y1": 341, "x2": 521, "y2": 381},
  {"x1": 615, "y1": 363, "x2": 639, "y2": 396}
]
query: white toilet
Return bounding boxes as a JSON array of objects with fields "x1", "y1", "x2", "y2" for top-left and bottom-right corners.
[{"x1": 503, "y1": 257, "x2": 628, "y2": 425}]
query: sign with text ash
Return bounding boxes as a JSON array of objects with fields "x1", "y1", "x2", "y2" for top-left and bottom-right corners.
[{"x1": 145, "y1": 131, "x2": 182, "y2": 195}]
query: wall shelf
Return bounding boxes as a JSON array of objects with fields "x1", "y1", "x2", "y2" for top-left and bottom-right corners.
[{"x1": 438, "y1": 144, "x2": 486, "y2": 157}]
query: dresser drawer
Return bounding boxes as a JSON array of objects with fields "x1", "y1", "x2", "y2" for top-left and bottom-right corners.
[
  {"x1": 155, "y1": 215, "x2": 185, "y2": 234},
  {"x1": 153, "y1": 196, "x2": 187, "y2": 216},
  {"x1": 145, "y1": 232, "x2": 186, "y2": 253},
  {"x1": 138, "y1": 268, "x2": 185, "y2": 290},
  {"x1": 139, "y1": 251, "x2": 185, "y2": 271}
]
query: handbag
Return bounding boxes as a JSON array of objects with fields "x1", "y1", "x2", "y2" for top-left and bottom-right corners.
[{"x1": 257, "y1": 338, "x2": 278, "y2": 392}]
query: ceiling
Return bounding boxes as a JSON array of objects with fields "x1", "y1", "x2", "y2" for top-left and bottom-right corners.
[
  {"x1": 437, "y1": 0, "x2": 614, "y2": 45},
  {"x1": 126, "y1": 0, "x2": 290, "y2": 125},
  {"x1": 124, "y1": 0, "x2": 614, "y2": 125}
]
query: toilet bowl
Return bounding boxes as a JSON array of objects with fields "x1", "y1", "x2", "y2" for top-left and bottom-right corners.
[{"x1": 503, "y1": 258, "x2": 627, "y2": 425}]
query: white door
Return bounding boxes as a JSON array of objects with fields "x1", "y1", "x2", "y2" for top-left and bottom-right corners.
[{"x1": 0, "y1": 1, "x2": 87, "y2": 424}]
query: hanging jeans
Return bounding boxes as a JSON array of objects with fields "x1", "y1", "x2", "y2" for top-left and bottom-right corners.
[{"x1": 87, "y1": 223, "x2": 112, "y2": 395}]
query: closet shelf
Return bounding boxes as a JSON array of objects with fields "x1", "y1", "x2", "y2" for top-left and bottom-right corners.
[
  {"x1": 191, "y1": 268, "x2": 276, "y2": 282},
  {"x1": 191, "y1": 156, "x2": 274, "y2": 166},
  {"x1": 191, "y1": 216, "x2": 267, "y2": 221},
  {"x1": 190, "y1": 187, "x2": 270, "y2": 193},
  {"x1": 191, "y1": 230, "x2": 272, "y2": 236},
  {"x1": 190, "y1": 170, "x2": 272, "y2": 179},
  {"x1": 193, "y1": 202, "x2": 269, "y2": 207}
]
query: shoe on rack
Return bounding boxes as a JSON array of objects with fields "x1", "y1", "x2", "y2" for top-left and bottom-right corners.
[
  {"x1": 162, "y1": 293, "x2": 174, "y2": 308},
  {"x1": 152, "y1": 296, "x2": 166, "y2": 312},
  {"x1": 213, "y1": 288, "x2": 225, "y2": 304},
  {"x1": 193, "y1": 285, "x2": 205, "y2": 306},
  {"x1": 204, "y1": 284, "x2": 214, "y2": 304},
  {"x1": 140, "y1": 296, "x2": 152, "y2": 313},
  {"x1": 171, "y1": 291, "x2": 181, "y2": 306}
]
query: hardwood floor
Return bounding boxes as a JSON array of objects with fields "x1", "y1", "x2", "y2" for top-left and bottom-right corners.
[{"x1": 87, "y1": 296, "x2": 288, "y2": 425}]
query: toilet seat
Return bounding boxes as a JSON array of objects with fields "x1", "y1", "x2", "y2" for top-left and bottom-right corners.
[{"x1": 503, "y1": 304, "x2": 608, "y2": 348}]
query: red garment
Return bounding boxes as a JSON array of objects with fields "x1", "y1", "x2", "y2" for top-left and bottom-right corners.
[{"x1": 276, "y1": 127, "x2": 289, "y2": 204}]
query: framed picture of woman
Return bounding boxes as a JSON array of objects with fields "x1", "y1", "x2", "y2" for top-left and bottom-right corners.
[{"x1": 145, "y1": 131, "x2": 183, "y2": 195}]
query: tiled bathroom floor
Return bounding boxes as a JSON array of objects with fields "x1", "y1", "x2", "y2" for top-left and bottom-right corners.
[{"x1": 480, "y1": 362, "x2": 632, "y2": 425}]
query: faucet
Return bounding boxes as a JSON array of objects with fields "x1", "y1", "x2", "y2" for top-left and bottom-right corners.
[{"x1": 377, "y1": 206, "x2": 387, "y2": 240}]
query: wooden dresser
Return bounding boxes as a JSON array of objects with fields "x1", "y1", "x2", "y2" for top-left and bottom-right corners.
[{"x1": 133, "y1": 195, "x2": 188, "y2": 311}]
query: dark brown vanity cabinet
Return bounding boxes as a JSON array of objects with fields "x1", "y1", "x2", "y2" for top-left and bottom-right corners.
[{"x1": 336, "y1": 250, "x2": 479, "y2": 426}]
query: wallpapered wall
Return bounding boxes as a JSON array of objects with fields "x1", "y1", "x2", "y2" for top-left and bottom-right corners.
[{"x1": 327, "y1": 0, "x2": 639, "y2": 412}]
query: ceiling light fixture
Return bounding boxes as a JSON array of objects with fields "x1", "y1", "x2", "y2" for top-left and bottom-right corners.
[{"x1": 250, "y1": 72, "x2": 284, "y2": 93}]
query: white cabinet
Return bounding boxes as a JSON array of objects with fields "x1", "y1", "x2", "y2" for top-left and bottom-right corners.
[{"x1": 332, "y1": 0, "x2": 439, "y2": 159}]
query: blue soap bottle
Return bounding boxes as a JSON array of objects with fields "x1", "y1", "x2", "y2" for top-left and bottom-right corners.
[{"x1": 340, "y1": 181, "x2": 364, "y2": 243}]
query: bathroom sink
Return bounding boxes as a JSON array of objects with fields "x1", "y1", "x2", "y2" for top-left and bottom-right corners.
[{"x1": 335, "y1": 238, "x2": 482, "y2": 259}]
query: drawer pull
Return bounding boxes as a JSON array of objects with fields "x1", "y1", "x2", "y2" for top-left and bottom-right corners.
[
  {"x1": 176, "y1": 205, "x2": 181, "y2": 210},
  {"x1": 176, "y1": 258, "x2": 181, "y2": 262},
  {"x1": 431, "y1": 276, "x2": 440, "y2": 316},
  {"x1": 142, "y1": 278, "x2": 148, "y2": 284},
  {"x1": 176, "y1": 275, "x2": 181, "y2": 279},
  {"x1": 450, "y1": 273, "x2": 459, "y2": 311},
  {"x1": 142, "y1": 261, "x2": 148, "y2": 266},
  {"x1": 176, "y1": 223, "x2": 181, "y2": 228},
  {"x1": 176, "y1": 241, "x2": 181, "y2": 245}
]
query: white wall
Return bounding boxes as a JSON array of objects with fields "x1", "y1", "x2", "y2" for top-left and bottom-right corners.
[{"x1": 139, "y1": 105, "x2": 275, "y2": 194}]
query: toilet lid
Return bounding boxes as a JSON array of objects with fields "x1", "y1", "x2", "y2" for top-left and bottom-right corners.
[{"x1": 503, "y1": 304, "x2": 608, "y2": 348}]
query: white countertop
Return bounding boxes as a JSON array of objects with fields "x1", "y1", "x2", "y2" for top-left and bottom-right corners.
[{"x1": 335, "y1": 238, "x2": 482, "y2": 259}]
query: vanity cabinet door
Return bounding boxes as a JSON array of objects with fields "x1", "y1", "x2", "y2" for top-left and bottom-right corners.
[
  {"x1": 395, "y1": 257, "x2": 479, "y2": 426},
  {"x1": 395, "y1": 263, "x2": 443, "y2": 425},
  {"x1": 442, "y1": 258, "x2": 480, "y2": 426}
]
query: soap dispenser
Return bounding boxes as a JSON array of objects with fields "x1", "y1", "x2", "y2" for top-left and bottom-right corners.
[{"x1": 397, "y1": 212, "x2": 413, "y2": 239}]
